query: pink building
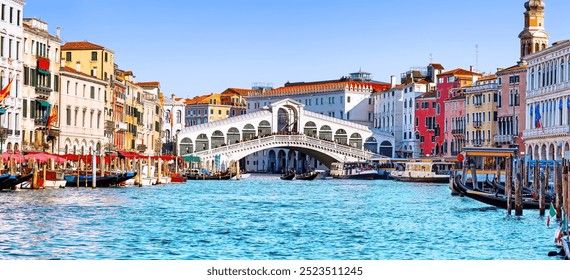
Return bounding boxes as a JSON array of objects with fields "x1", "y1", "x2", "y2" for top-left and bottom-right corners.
[
  {"x1": 495, "y1": 64, "x2": 527, "y2": 154},
  {"x1": 443, "y1": 88, "x2": 466, "y2": 157}
]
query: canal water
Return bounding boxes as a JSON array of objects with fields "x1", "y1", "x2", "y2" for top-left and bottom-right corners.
[{"x1": 0, "y1": 174, "x2": 560, "y2": 260}]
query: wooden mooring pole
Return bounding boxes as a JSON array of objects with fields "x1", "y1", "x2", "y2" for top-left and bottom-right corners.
[
  {"x1": 506, "y1": 156, "x2": 512, "y2": 215},
  {"x1": 555, "y1": 162, "x2": 562, "y2": 220},
  {"x1": 515, "y1": 158, "x2": 523, "y2": 216},
  {"x1": 534, "y1": 161, "x2": 540, "y2": 194},
  {"x1": 539, "y1": 163, "x2": 548, "y2": 216},
  {"x1": 564, "y1": 160, "x2": 569, "y2": 225}
]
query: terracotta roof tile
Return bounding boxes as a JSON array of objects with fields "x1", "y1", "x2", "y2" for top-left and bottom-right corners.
[
  {"x1": 136, "y1": 81, "x2": 160, "y2": 88},
  {"x1": 61, "y1": 41, "x2": 108, "y2": 51},
  {"x1": 438, "y1": 68, "x2": 482, "y2": 77},
  {"x1": 430, "y1": 63, "x2": 445, "y2": 70},
  {"x1": 60, "y1": 66, "x2": 104, "y2": 81}
]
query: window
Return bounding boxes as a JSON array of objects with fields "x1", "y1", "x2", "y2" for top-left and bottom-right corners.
[
  {"x1": 66, "y1": 52, "x2": 71, "y2": 61},
  {"x1": 1, "y1": 4, "x2": 4, "y2": 21},
  {"x1": 347, "y1": 96, "x2": 351, "y2": 103},
  {"x1": 91, "y1": 51, "x2": 97, "y2": 61},
  {"x1": 104, "y1": 52, "x2": 108, "y2": 62}
]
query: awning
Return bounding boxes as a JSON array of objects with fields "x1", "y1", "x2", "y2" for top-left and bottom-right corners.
[
  {"x1": 118, "y1": 151, "x2": 143, "y2": 159},
  {"x1": 38, "y1": 69, "x2": 50, "y2": 75},
  {"x1": 182, "y1": 155, "x2": 201, "y2": 163},
  {"x1": 36, "y1": 100, "x2": 50, "y2": 107},
  {"x1": 0, "y1": 108, "x2": 6, "y2": 115}
]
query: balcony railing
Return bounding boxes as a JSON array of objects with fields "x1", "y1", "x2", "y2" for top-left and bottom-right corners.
[
  {"x1": 105, "y1": 120, "x2": 115, "y2": 131},
  {"x1": 35, "y1": 85, "x2": 53, "y2": 96},
  {"x1": 493, "y1": 134, "x2": 514, "y2": 143},
  {"x1": 523, "y1": 125, "x2": 570, "y2": 139},
  {"x1": 116, "y1": 122, "x2": 128, "y2": 132},
  {"x1": 15, "y1": 130, "x2": 20, "y2": 136},
  {"x1": 34, "y1": 119, "x2": 47, "y2": 126},
  {"x1": 452, "y1": 129, "x2": 465, "y2": 135}
]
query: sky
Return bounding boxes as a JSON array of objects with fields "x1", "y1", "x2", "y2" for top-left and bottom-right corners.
[{"x1": 23, "y1": 0, "x2": 570, "y2": 98}]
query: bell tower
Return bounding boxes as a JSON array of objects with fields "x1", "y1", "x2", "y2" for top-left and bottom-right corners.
[{"x1": 519, "y1": 0, "x2": 549, "y2": 61}]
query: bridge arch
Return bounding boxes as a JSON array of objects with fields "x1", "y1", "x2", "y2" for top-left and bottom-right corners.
[
  {"x1": 334, "y1": 129, "x2": 347, "y2": 144},
  {"x1": 349, "y1": 133, "x2": 362, "y2": 149},
  {"x1": 364, "y1": 137, "x2": 378, "y2": 153},
  {"x1": 243, "y1": 124, "x2": 256, "y2": 140},
  {"x1": 319, "y1": 125, "x2": 332, "y2": 141},
  {"x1": 180, "y1": 137, "x2": 194, "y2": 154},
  {"x1": 196, "y1": 134, "x2": 209, "y2": 151},
  {"x1": 258, "y1": 120, "x2": 271, "y2": 136},
  {"x1": 379, "y1": 141, "x2": 393, "y2": 157},
  {"x1": 211, "y1": 130, "x2": 225, "y2": 148},
  {"x1": 227, "y1": 127, "x2": 240, "y2": 144},
  {"x1": 304, "y1": 121, "x2": 317, "y2": 137}
]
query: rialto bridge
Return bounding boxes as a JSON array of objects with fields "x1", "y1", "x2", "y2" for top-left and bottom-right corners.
[{"x1": 176, "y1": 99, "x2": 394, "y2": 171}]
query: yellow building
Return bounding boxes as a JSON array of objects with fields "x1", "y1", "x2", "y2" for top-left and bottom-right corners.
[
  {"x1": 465, "y1": 75, "x2": 498, "y2": 148},
  {"x1": 186, "y1": 88, "x2": 248, "y2": 126},
  {"x1": 61, "y1": 41, "x2": 115, "y2": 152}
]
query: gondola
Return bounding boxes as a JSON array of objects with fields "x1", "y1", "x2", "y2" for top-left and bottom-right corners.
[
  {"x1": 280, "y1": 171, "x2": 295, "y2": 180},
  {"x1": 186, "y1": 172, "x2": 233, "y2": 180},
  {"x1": 295, "y1": 171, "x2": 321, "y2": 181},
  {"x1": 454, "y1": 174, "x2": 552, "y2": 210},
  {"x1": 64, "y1": 174, "x2": 120, "y2": 187},
  {"x1": 114, "y1": 172, "x2": 137, "y2": 186},
  {"x1": 0, "y1": 172, "x2": 34, "y2": 191}
]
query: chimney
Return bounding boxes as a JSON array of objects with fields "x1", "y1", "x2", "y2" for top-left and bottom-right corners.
[
  {"x1": 76, "y1": 61, "x2": 81, "y2": 72},
  {"x1": 56, "y1": 27, "x2": 61, "y2": 39},
  {"x1": 390, "y1": 75, "x2": 396, "y2": 88},
  {"x1": 470, "y1": 65, "x2": 475, "y2": 72},
  {"x1": 171, "y1": 94, "x2": 175, "y2": 99}
]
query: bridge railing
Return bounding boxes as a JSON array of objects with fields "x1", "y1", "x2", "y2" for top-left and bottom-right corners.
[{"x1": 191, "y1": 134, "x2": 373, "y2": 160}]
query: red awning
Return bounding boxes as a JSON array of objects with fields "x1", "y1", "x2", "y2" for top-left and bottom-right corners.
[{"x1": 118, "y1": 151, "x2": 144, "y2": 159}]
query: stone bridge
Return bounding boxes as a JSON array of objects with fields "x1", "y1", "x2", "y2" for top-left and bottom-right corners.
[{"x1": 176, "y1": 98, "x2": 394, "y2": 169}]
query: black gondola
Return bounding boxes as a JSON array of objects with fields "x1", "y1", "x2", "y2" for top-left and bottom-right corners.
[
  {"x1": 295, "y1": 171, "x2": 320, "y2": 181},
  {"x1": 454, "y1": 174, "x2": 552, "y2": 210},
  {"x1": 186, "y1": 172, "x2": 233, "y2": 180},
  {"x1": 280, "y1": 171, "x2": 295, "y2": 180}
]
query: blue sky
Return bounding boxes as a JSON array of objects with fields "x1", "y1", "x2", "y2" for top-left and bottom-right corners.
[{"x1": 24, "y1": 0, "x2": 570, "y2": 98}]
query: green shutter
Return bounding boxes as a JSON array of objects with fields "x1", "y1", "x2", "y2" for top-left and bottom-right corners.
[
  {"x1": 30, "y1": 100, "x2": 36, "y2": 118},
  {"x1": 22, "y1": 99, "x2": 27, "y2": 118},
  {"x1": 31, "y1": 68, "x2": 37, "y2": 86},
  {"x1": 54, "y1": 75, "x2": 59, "y2": 92},
  {"x1": 23, "y1": 66, "x2": 28, "y2": 85}
]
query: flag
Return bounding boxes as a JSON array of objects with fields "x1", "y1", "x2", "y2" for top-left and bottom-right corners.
[
  {"x1": 46, "y1": 105, "x2": 58, "y2": 128},
  {"x1": 535, "y1": 104, "x2": 541, "y2": 128},
  {"x1": 549, "y1": 203, "x2": 557, "y2": 217},
  {"x1": 0, "y1": 79, "x2": 13, "y2": 103},
  {"x1": 169, "y1": 111, "x2": 173, "y2": 124}
]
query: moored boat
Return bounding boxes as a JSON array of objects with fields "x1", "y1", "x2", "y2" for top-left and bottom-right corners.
[
  {"x1": 295, "y1": 171, "x2": 321, "y2": 181},
  {"x1": 330, "y1": 161, "x2": 383, "y2": 180},
  {"x1": 389, "y1": 159, "x2": 454, "y2": 183},
  {"x1": 279, "y1": 171, "x2": 295, "y2": 180}
]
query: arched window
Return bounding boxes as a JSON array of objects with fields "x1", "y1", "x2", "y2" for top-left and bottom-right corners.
[{"x1": 176, "y1": 110, "x2": 182, "y2": 124}]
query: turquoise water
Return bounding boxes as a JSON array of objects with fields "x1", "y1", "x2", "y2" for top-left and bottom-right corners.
[{"x1": 0, "y1": 174, "x2": 560, "y2": 260}]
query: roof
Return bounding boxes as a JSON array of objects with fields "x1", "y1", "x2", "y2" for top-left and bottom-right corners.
[
  {"x1": 136, "y1": 81, "x2": 160, "y2": 88},
  {"x1": 61, "y1": 41, "x2": 108, "y2": 51},
  {"x1": 496, "y1": 64, "x2": 527, "y2": 75},
  {"x1": 253, "y1": 81, "x2": 390, "y2": 97},
  {"x1": 416, "y1": 92, "x2": 437, "y2": 99},
  {"x1": 478, "y1": 74, "x2": 498, "y2": 82},
  {"x1": 429, "y1": 63, "x2": 444, "y2": 70},
  {"x1": 438, "y1": 68, "x2": 482, "y2": 77}
]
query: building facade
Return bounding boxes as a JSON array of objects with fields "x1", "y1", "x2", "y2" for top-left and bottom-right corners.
[
  {"x1": 0, "y1": 0, "x2": 24, "y2": 153},
  {"x1": 464, "y1": 75, "x2": 498, "y2": 149},
  {"x1": 443, "y1": 88, "x2": 466, "y2": 157},
  {"x1": 495, "y1": 65, "x2": 527, "y2": 153},
  {"x1": 21, "y1": 18, "x2": 61, "y2": 153},
  {"x1": 58, "y1": 66, "x2": 106, "y2": 154}
]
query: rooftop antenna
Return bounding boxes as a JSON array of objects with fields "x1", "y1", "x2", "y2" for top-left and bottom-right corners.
[
  {"x1": 429, "y1": 53, "x2": 433, "y2": 63},
  {"x1": 475, "y1": 44, "x2": 479, "y2": 72}
]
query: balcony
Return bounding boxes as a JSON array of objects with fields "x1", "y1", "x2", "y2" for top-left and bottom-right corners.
[
  {"x1": 105, "y1": 120, "x2": 115, "y2": 131},
  {"x1": 473, "y1": 121, "x2": 482, "y2": 128},
  {"x1": 34, "y1": 119, "x2": 47, "y2": 126},
  {"x1": 471, "y1": 139, "x2": 483, "y2": 147},
  {"x1": 35, "y1": 85, "x2": 53, "y2": 98},
  {"x1": 116, "y1": 97, "x2": 125, "y2": 104},
  {"x1": 523, "y1": 125, "x2": 570, "y2": 139},
  {"x1": 473, "y1": 102, "x2": 482, "y2": 107},
  {"x1": 493, "y1": 134, "x2": 514, "y2": 144},
  {"x1": 116, "y1": 122, "x2": 128, "y2": 132},
  {"x1": 452, "y1": 129, "x2": 465, "y2": 135},
  {"x1": 15, "y1": 130, "x2": 20, "y2": 137},
  {"x1": 136, "y1": 144, "x2": 147, "y2": 152}
]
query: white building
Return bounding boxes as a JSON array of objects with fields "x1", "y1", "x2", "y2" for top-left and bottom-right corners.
[
  {"x1": 243, "y1": 71, "x2": 393, "y2": 172},
  {"x1": 21, "y1": 17, "x2": 61, "y2": 152},
  {"x1": 523, "y1": 39, "x2": 570, "y2": 160},
  {"x1": 58, "y1": 66, "x2": 107, "y2": 154},
  {"x1": 0, "y1": 0, "x2": 24, "y2": 153},
  {"x1": 162, "y1": 94, "x2": 185, "y2": 155}
]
